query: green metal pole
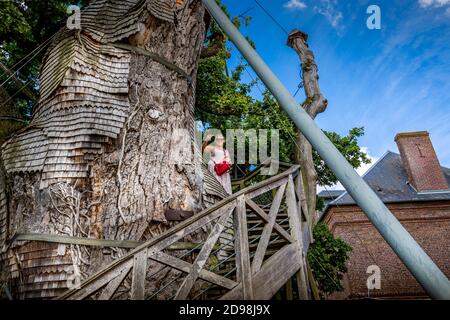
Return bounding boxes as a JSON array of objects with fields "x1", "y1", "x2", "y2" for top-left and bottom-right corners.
[{"x1": 202, "y1": 0, "x2": 450, "y2": 299}]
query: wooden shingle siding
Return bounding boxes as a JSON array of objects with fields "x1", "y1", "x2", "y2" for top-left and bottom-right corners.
[
  {"x1": 147, "y1": 0, "x2": 176, "y2": 23},
  {"x1": 39, "y1": 32, "x2": 77, "y2": 103},
  {"x1": 80, "y1": 0, "x2": 175, "y2": 44},
  {"x1": 3, "y1": 241, "x2": 75, "y2": 299},
  {"x1": 2, "y1": 128, "x2": 49, "y2": 173},
  {"x1": 2, "y1": 29, "x2": 131, "y2": 189}
]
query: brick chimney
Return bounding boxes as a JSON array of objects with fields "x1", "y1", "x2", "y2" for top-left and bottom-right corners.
[{"x1": 395, "y1": 131, "x2": 448, "y2": 192}]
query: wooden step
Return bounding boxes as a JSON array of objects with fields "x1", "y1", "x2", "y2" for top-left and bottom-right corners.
[
  {"x1": 246, "y1": 215, "x2": 289, "y2": 224},
  {"x1": 220, "y1": 239, "x2": 288, "y2": 255},
  {"x1": 215, "y1": 248, "x2": 284, "y2": 264}
]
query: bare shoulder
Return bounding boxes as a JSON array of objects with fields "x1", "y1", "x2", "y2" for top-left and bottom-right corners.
[{"x1": 204, "y1": 145, "x2": 215, "y2": 154}]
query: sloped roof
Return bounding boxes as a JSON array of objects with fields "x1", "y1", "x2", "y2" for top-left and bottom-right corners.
[
  {"x1": 326, "y1": 151, "x2": 450, "y2": 209},
  {"x1": 317, "y1": 190, "x2": 345, "y2": 199}
]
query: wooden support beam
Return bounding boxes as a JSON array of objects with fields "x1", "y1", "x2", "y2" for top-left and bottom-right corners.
[
  {"x1": 148, "y1": 201, "x2": 237, "y2": 255},
  {"x1": 245, "y1": 176, "x2": 288, "y2": 200},
  {"x1": 221, "y1": 243, "x2": 301, "y2": 300},
  {"x1": 234, "y1": 195, "x2": 254, "y2": 299},
  {"x1": 251, "y1": 182, "x2": 287, "y2": 274},
  {"x1": 150, "y1": 252, "x2": 237, "y2": 290},
  {"x1": 295, "y1": 267, "x2": 309, "y2": 300},
  {"x1": 286, "y1": 277, "x2": 293, "y2": 300},
  {"x1": 62, "y1": 259, "x2": 134, "y2": 300},
  {"x1": 98, "y1": 264, "x2": 132, "y2": 300},
  {"x1": 286, "y1": 175, "x2": 309, "y2": 300},
  {"x1": 307, "y1": 260, "x2": 321, "y2": 300},
  {"x1": 131, "y1": 248, "x2": 148, "y2": 300},
  {"x1": 286, "y1": 176, "x2": 303, "y2": 244},
  {"x1": 175, "y1": 206, "x2": 234, "y2": 300},
  {"x1": 245, "y1": 197, "x2": 293, "y2": 243},
  {"x1": 297, "y1": 171, "x2": 314, "y2": 245}
]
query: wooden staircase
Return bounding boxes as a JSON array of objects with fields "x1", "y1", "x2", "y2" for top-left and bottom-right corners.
[{"x1": 56, "y1": 165, "x2": 313, "y2": 300}]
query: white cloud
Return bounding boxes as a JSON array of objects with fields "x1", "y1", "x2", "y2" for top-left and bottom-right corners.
[
  {"x1": 284, "y1": 0, "x2": 307, "y2": 10},
  {"x1": 419, "y1": 0, "x2": 450, "y2": 7},
  {"x1": 314, "y1": 0, "x2": 343, "y2": 29},
  {"x1": 356, "y1": 147, "x2": 380, "y2": 176},
  {"x1": 317, "y1": 147, "x2": 380, "y2": 192}
]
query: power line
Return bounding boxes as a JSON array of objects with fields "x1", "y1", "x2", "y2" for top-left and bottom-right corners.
[
  {"x1": 0, "y1": 0, "x2": 102, "y2": 106},
  {"x1": 0, "y1": 116, "x2": 28, "y2": 124},
  {"x1": 293, "y1": 81, "x2": 304, "y2": 97},
  {"x1": 238, "y1": 6, "x2": 255, "y2": 19},
  {"x1": 0, "y1": 0, "x2": 102, "y2": 88},
  {"x1": 0, "y1": 33, "x2": 58, "y2": 83},
  {"x1": 253, "y1": 0, "x2": 289, "y2": 35},
  {"x1": 1, "y1": 79, "x2": 35, "y2": 107}
]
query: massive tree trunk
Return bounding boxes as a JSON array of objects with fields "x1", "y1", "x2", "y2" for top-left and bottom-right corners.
[
  {"x1": 287, "y1": 30, "x2": 328, "y2": 224},
  {"x1": 0, "y1": 0, "x2": 219, "y2": 299}
]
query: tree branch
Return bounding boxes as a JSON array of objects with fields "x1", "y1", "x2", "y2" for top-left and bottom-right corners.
[
  {"x1": 200, "y1": 32, "x2": 226, "y2": 59},
  {"x1": 288, "y1": 30, "x2": 328, "y2": 119},
  {"x1": 287, "y1": 29, "x2": 329, "y2": 223}
]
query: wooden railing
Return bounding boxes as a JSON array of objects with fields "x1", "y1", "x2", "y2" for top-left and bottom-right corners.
[
  {"x1": 231, "y1": 159, "x2": 292, "y2": 191},
  {"x1": 57, "y1": 165, "x2": 312, "y2": 300}
]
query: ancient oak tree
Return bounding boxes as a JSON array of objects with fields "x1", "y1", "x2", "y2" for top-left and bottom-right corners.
[{"x1": 0, "y1": 0, "x2": 227, "y2": 299}]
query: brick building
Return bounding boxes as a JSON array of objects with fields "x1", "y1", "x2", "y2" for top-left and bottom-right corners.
[{"x1": 321, "y1": 132, "x2": 450, "y2": 299}]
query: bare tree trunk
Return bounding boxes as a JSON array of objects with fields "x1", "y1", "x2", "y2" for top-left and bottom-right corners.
[
  {"x1": 0, "y1": 0, "x2": 212, "y2": 299},
  {"x1": 288, "y1": 30, "x2": 328, "y2": 223}
]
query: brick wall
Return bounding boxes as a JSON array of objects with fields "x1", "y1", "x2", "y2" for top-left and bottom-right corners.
[{"x1": 323, "y1": 201, "x2": 450, "y2": 299}]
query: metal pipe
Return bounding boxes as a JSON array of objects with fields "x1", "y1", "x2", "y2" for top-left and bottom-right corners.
[{"x1": 202, "y1": 0, "x2": 450, "y2": 299}]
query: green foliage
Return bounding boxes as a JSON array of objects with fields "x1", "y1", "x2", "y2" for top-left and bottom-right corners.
[
  {"x1": 307, "y1": 223, "x2": 352, "y2": 295},
  {"x1": 245, "y1": 92, "x2": 297, "y2": 162},
  {"x1": 314, "y1": 127, "x2": 371, "y2": 186},
  {"x1": 0, "y1": 0, "x2": 89, "y2": 119},
  {"x1": 316, "y1": 195, "x2": 325, "y2": 212},
  {"x1": 195, "y1": 53, "x2": 255, "y2": 130}
]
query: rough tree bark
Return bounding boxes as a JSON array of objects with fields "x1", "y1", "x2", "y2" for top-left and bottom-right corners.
[
  {"x1": 287, "y1": 30, "x2": 328, "y2": 223},
  {"x1": 0, "y1": 0, "x2": 215, "y2": 299}
]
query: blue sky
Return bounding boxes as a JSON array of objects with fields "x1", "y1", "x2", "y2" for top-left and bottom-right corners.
[{"x1": 222, "y1": 0, "x2": 450, "y2": 169}]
